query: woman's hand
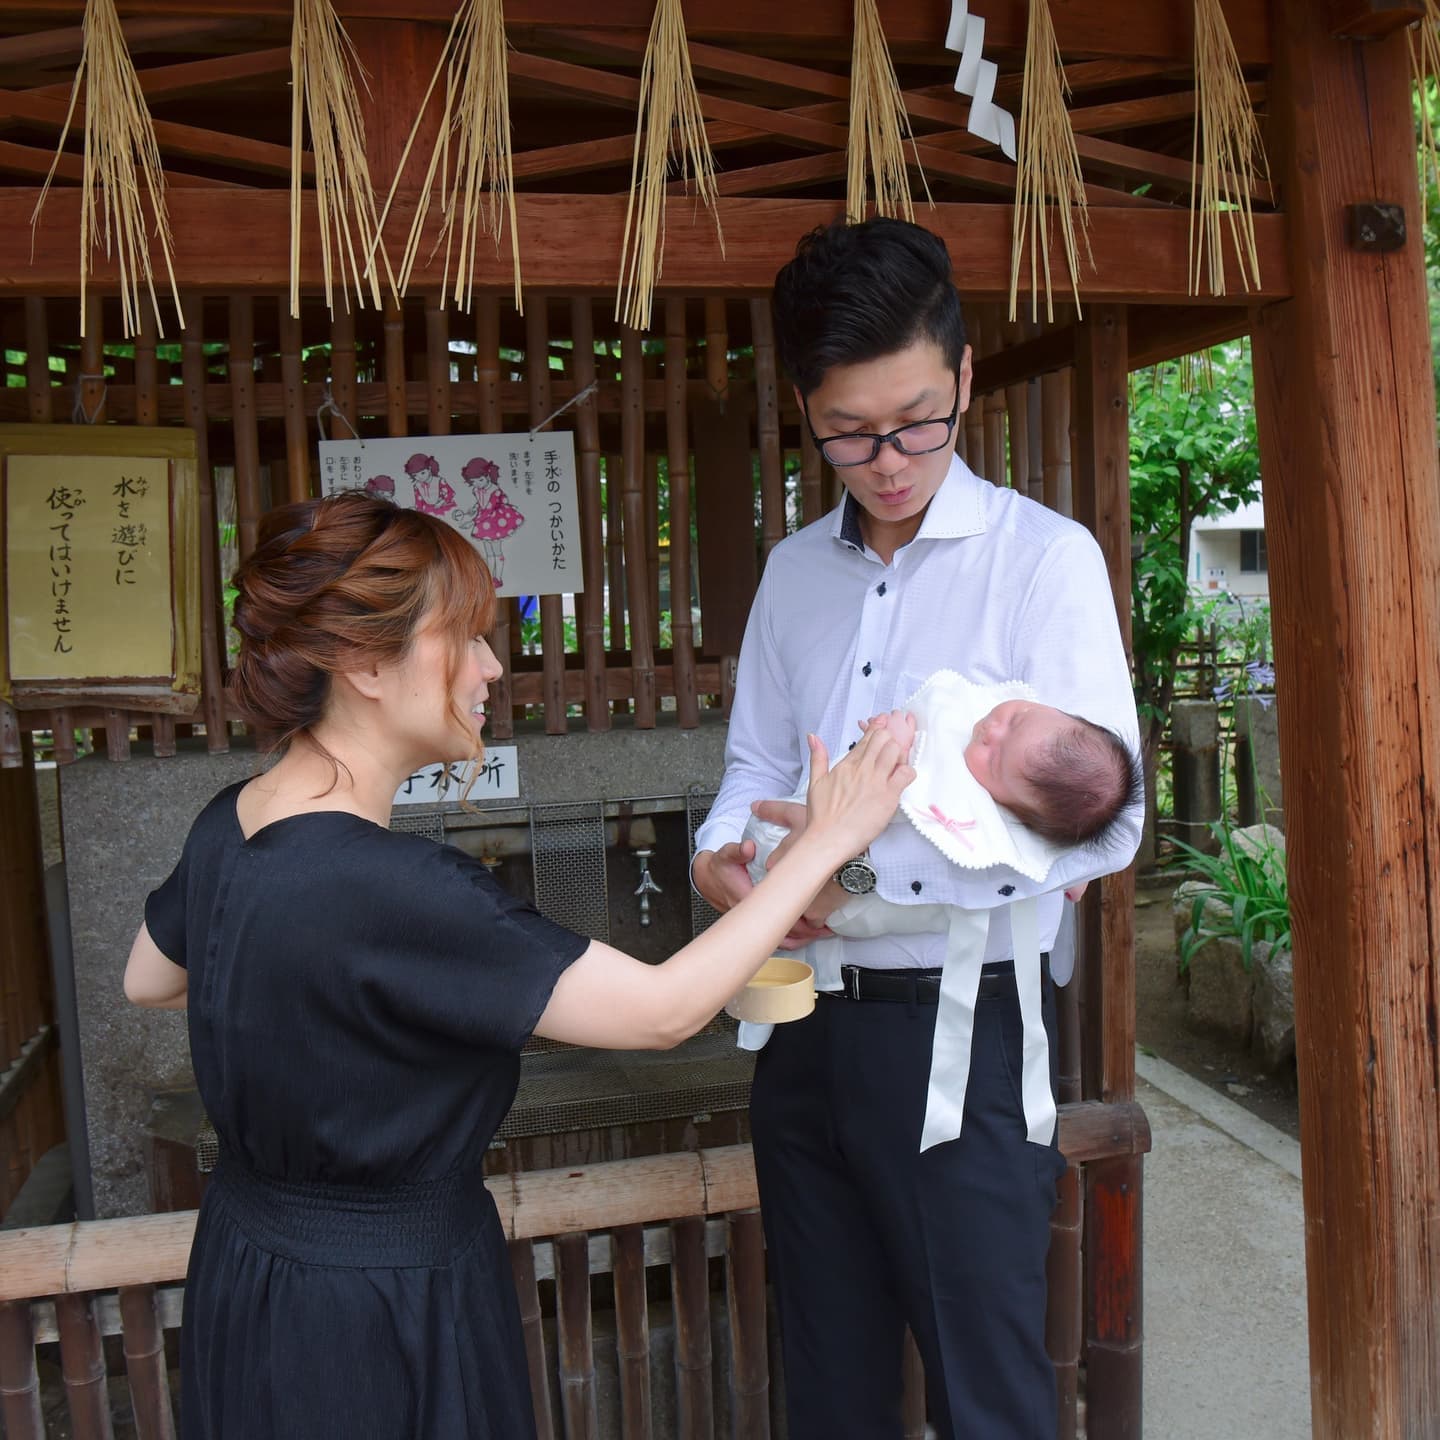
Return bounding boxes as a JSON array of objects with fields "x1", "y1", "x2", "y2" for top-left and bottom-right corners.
[{"x1": 802, "y1": 724, "x2": 915, "y2": 868}]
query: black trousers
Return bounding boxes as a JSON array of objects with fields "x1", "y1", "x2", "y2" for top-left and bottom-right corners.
[{"x1": 749, "y1": 965, "x2": 1064, "y2": 1440}]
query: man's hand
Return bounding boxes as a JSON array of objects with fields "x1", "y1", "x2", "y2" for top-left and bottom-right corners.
[
  {"x1": 748, "y1": 798, "x2": 835, "y2": 949},
  {"x1": 692, "y1": 842, "x2": 757, "y2": 915}
]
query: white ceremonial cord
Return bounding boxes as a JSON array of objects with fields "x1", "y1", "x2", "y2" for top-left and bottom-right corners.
[
  {"x1": 945, "y1": 1, "x2": 1017, "y2": 162},
  {"x1": 529, "y1": 380, "x2": 598, "y2": 440},
  {"x1": 315, "y1": 382, "x2": 363, "y2": 446}
]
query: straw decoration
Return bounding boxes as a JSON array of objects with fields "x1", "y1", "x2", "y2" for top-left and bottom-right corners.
[
  {"x1": 1409, "y1": 1, "x2": 1440, "y2": 208},
  {"x1": 1188, "y1": 0, "x2": 1268, "y2": 297},
  {"x1": 616, "y1": 0, "x2": 722, "y2": 332},
  {"x1": 847, "y1": 0, "x2": 931, "y2": 223},
  {"x1": 1007, "y1": 0, "x2": 1090, "y2": 324},
  {"x1": 30, "y1": 0, "x2": 183, "y2": 339},
  {"x1": 377, "y1": 0, "x2": 522, "y2": 314},
  {"x1": 290, "y1": 0, "x2": 393, "y2": 319}
]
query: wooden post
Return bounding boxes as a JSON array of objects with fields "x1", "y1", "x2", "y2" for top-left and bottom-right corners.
[
  {"x1": 554, "y1": 1231, "x2": 599, "y2": 1439},
  {"x1": 23, "y1": 299, "x2": 51, "y2": 424},
  {"x1": 571, "y1": 298, "x2": 610, "y2": 731},
  {"x1": 527, "y1": 297, "x2": 568, "y2": 734},
  {"x1": 475, "y1": 297, "x2": 514, "y2": 738},
  {"x1": 279, "y1": 300, "x2": 310, "y2": 502},
  {"x1": 134, "y1": 307, "x2": 159, "y2": 426},
  {"x1": 1072, "y1": 303, "x2": 1141, "y2": 1439},
  {"x1": 182, "y1": 303, "x2": 230, "y2": 752},
  {"x1": 509, "y1": 1240, "x2": 555, "y2": 1440},
  {"x1": 964, "y1": 310, "x2": 986, "y2": 476},
  {"x1": 1251, "y1": 6, "x2": 1440, "y2": 1433},
  {"x1": 621, "y1": 327, "x2": 657, "y2": 727},
  {"x1": 751, "y1": 299, "x2": 786, "y2": 557},
  {"x1": 1041, "y1": 368, "x2": 1073, "y2": 517},
  {"x1": 665, "y1": 299, "x2": 700, "y2": 727},
  {"x1": 611, "y1": 1225, "x2": 652, "y2": 1439},
  {"x1": 383, "y1": 298, "x2": 409, "y2": 437}
]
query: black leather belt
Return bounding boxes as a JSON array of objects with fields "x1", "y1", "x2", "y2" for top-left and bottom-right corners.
[{"x1": 832, "y1": 961, "x2": 1021, "y2": 1005}]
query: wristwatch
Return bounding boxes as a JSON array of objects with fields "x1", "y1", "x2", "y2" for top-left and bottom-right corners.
[{"x1": 834, "y1": 850, "x2": 879, "y2": 895}]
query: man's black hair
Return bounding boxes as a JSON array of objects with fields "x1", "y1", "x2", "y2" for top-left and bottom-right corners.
[{"x1": 770, "y1": 218, "x2": 968, "y2": 395}]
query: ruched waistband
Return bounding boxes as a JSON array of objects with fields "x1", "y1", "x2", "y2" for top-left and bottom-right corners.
[{"x1": 209, "y1": 1156, "x2": 494, "y2": 1268}]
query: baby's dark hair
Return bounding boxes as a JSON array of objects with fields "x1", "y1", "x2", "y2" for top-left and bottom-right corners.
[{"x1": 1006, "y1": 716, "x2": 1143, "y2": 848}]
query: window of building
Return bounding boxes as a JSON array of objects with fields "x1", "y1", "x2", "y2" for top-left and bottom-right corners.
[{"x1": 1240, "y1": 529, "x2": 1268, "y2": 574}]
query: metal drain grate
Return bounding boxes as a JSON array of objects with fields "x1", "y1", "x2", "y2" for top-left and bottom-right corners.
[
  {"x1": 389, "y1": 810, "x2": 447, "y2": 844},
  {"x1": 529, "y1": 799, "x2": 610, "y2": 943},
  {"x1": 686, "y1": 785, "x2": 722, "y2": 938}
]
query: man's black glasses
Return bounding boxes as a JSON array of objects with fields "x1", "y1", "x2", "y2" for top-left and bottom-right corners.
[{"x1": 802, "y1": 379, "x2": 962, "y2": 468}]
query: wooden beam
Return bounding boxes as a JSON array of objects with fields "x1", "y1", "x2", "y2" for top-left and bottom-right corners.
[
  {"x1": 1, "y1": 4, "x2": 1271, "y2": 66},
  {"x1": 971, "y1": 325, "x2": 1075, "y2": 395},
  {"x1": 1250, "y1": 6, "x2": 1440, "y2": 1435},
  {"x1": 2, "y1": 190, "x2": 1292, "y2": 300},
  {"x1": 1127, "y1": 305, "x2": 1251, "y2": 369},
  {"x1": 1327, "y1": 0, "x2": 1426, "y2": 39}
]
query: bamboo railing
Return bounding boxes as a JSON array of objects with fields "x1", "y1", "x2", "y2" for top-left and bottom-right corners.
[{"x1": 0, "y1": 1108, "x2": 1148, "y2": 1440}]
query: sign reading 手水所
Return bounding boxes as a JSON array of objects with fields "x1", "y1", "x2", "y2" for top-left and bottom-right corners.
[
  {"x1": 393, "y1": 747, "x2": 520, "y2": 806},
  {"x1": 319, "y1": 433, "x2": 582, "y2": 598}
]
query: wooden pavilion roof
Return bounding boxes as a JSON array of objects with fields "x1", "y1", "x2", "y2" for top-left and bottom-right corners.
[{"x1": 0, "y1": 1, "x2": 1287, "y2": 311}]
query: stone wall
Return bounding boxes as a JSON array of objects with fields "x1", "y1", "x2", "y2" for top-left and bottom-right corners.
[{"x1": 61, "y1": 716, "x2": 731, "y2": 1217}]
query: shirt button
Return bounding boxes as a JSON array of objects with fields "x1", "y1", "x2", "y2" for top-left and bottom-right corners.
[
  {"x1": 999, "y1": 884, "x2": 1015, "y2": 897},
  {"x1": 862, "y1": 662, "x2": 872, "y2": 677},
  {"x1": 877, "y1": 582, "x2": 887, "y2": 596},
  {"x1": 911, "y1": 880, "x2": 923, "y2": 894}
]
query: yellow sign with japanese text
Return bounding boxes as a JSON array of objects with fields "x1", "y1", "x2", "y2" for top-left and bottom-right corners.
[{"x1": 6, "y1": 453, "x2": 174, "y2": 680}]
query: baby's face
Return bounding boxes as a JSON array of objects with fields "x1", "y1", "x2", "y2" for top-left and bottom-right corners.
[{"x1": 963, "y1": 701, "x2": 1072, "y2": 810}]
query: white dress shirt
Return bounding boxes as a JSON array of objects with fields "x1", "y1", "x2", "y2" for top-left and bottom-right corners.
[{"x1": 695, "y1": 455, "x2": 1142, "y2": 970}]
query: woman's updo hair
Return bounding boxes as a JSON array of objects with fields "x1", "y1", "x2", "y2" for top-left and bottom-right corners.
[{"x1": 230, "y1": 491, "x2": 496, "y2": 751}]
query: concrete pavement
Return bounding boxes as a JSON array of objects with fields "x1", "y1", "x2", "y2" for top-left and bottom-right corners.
[{"x1": 1137, "y1": 1056, "x2": 1310, "y2": 1439}]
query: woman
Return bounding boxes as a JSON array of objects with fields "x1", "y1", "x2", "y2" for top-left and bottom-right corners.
[{"x1": 124, "y1": 492, "x2": 912, "y2": 1440}]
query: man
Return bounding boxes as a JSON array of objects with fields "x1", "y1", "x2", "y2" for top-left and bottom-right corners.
[{"x1": 692, "y1": 218, "x2": 1141, "y2": 1439}]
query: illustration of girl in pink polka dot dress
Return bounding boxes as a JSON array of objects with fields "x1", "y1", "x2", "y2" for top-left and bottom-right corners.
[
  {"x1": 462, "y1": 456, "x2": 524, "y2": 589},
  {"x1": 406, "y1": 453, "x2": 456, "y2": 517}
]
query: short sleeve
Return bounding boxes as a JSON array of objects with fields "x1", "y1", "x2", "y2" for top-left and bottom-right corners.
[
  {"x1": 366, "y1": 843, "x2": 591, "y2": 1053},
  {"x1": 144, "y1": 853, "x2": 189, "y2": 968}
]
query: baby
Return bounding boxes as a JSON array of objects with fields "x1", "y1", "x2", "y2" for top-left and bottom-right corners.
[{"x1": 743, "y1": 685, "x2": 1140, "y2": 918}]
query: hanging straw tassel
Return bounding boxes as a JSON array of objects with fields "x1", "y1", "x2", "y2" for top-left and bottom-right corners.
[
  {"x1": 616, "y1": 0, "x2": 722, "y2": 333},
  {"x1": 847, "y1": 0, "x2": 930, "y2": 223},
  {"x1": 290, "y1": 0, "x2": 393, "y2": 319},
  {"x1": 30, "y1": 0, "x2": 183, "y2": 340},
  {"x1": 376, "y1": 0, "x2": 522, "y2": 314},
  {"x1": 1189, "y1": 0, "x2": 1268, "y2": 297},
  {"x1": 1008, "y1": 0, "x2": 1090, "y2": 323},
  {"x1": 1409, "y1": 1, "x2": 1440, "y2": 207}
]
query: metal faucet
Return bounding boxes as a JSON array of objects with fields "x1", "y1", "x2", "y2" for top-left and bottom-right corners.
[{"x1": 633, "y1": 848, "x2": 663, "y2": 927}]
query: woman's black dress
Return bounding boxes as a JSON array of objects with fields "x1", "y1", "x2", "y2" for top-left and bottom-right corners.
[{"x1": 144, "y1": 783, "x2": 589, "y2": 1439}]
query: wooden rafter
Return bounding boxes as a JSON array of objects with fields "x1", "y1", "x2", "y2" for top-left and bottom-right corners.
[
  {"x1": 20, "y1": 46, "x2": 292, "y2": 106},
  {"x1": 0, "y1": 136, "x2": 246, "y2": 186},
  {"x1": 0, "y1": 17, "x2": 263, "y2": 71},
  {"x1": 0, "y1": 82, "x2": 309, "y2": 178},
  {"x1": 508, "y1": 47, "x2": 1177, "y2": 208}
]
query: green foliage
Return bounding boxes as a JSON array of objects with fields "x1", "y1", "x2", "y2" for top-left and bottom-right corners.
[
  {"x1": 1171, "y1": 819, "x2": 1290, "y2": 973},
  {"x1": 1129, "y1": 342, "x2": 1261, "y2": 751}
]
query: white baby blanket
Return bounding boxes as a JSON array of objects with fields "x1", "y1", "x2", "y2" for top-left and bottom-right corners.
[{"x1": 736, "y1": 671, "x2": 1064, "y2": 1151}]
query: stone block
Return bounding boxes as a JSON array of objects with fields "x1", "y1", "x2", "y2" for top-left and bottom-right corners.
[
  {"x1": 1252, "y1": 942, "x2": 1296, "y2": 1072},
  {"x1": 1235, "y1": 698, "x2": 1284, "y2": 829},
  {"x1": 1185, "y1": 932, "x2": 1255, "y2": 1046},
  {"x1": 1171, "y1": 700, "x2": 1222, "y2": 854}
]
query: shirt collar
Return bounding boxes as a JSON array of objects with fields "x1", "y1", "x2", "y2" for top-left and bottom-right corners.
[{"x1": 828, "y1": 455, "x2": 988, "y2": 553}]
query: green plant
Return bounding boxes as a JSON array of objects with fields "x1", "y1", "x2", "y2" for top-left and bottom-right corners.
[{"x1": 1170, "y1": 819, "x2": 1290, "y2": 972}]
